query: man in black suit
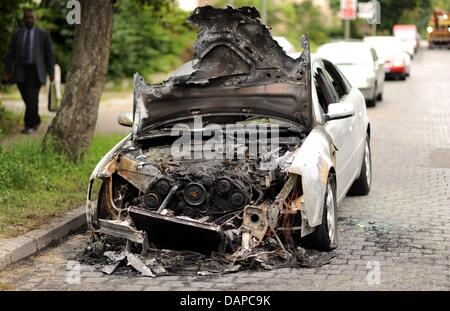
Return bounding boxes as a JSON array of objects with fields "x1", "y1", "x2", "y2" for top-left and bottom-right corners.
[{"x1": 3, "y1": 8, "x2": 55, "y2": 134}]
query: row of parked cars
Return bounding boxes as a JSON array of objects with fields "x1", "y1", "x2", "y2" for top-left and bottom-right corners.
[{"x1": 315, "y1": 35, "x2": 416, "y2": 107}]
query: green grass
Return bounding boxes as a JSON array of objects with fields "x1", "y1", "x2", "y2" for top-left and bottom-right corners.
[
  {"x1": 0, "y1": 134, "x2": 125, "y2": 239},
  {"x1": 0, "y1": 86, "x2": 22, "y2": 101},
  {"x1": 0, "y1": 102, "x2": 22, "y2": 140}
]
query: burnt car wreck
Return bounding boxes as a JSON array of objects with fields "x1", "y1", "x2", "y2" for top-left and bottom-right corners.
[{"x1": 85, "y1": 6, "x2": 372, "y2": 276}]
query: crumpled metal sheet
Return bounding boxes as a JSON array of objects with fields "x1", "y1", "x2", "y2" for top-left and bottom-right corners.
[
  {"x1": 83, "y1": 237, "x2": 335, "y2": 277},
  {"x1": 126, "y1": 253, "x2": 155, "y2": 277},
  {"x1": 102, "y1": 261, "x2": 121, "y2": 275},
  {"x1": 187, "y1": 5, "x2": 308, "y2": 85},
  {"x1": 133, "y1": 6, "x2": 313, "y2": 135}
]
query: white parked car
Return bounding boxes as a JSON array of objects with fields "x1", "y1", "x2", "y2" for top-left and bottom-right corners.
[
  {"x1": 317, "y1": 41, "x2": 385, "y2": 107},
  {"x1": 364, "y1": 36, "x2": 411, "y2": 80},
  {"x1": 86, "y1": 7, "x2": 372, "y2": 260}
]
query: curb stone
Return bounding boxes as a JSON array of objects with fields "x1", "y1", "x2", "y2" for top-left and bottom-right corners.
[{"x1": 0, "y1": 206, "x2": 86, "y2": 270}]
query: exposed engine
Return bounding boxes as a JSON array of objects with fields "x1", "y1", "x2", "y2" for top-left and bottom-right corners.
[{"x1": 115, "y1": 130, "x2": 302, "y2": 225}]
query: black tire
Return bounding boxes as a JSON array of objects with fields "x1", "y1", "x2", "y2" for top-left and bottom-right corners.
[
  {"x1": 303, "y1": 175, "x2": 338, "y2": 251},
  {"x1": 366, "y1": 99, "x2": 376, "y2": 107},
  {"x1": 377, "y1": 92, "x2": 383, "y2": 101},
  {"x1": 366, "y1": 88, "x2": 377, "y2": 107},
  {"x1": 348, "y1": 135, "x2": 372, "y2": 196},
  {"x1": 399, "y1": 74, "x2": 407, "y2": 81}
]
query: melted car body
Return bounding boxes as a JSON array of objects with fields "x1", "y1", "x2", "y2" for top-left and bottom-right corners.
[{"x1": 86, "y1": 6, "x2": 371, "y2": 260}]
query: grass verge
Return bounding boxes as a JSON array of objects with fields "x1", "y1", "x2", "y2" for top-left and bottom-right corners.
[
  {"x1": 0, "y1": 101, "x2": 22, "y2": 140},
  {"x1": 0, "y1": 134, "x2": 125, "y2": 239}
]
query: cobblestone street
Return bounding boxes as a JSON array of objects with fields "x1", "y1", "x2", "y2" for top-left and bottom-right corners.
[{"x1": 0, "y1": 49, "x2": 449, "y2": 291}]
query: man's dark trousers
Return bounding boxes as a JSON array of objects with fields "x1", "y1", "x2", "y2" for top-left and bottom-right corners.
[{"x1": 17, "y1": 65, "x2": 42, "y2": 129}]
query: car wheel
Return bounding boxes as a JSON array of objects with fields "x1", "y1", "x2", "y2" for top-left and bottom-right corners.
[
  {"x1": 348, "y1": 135, "x2": 372, "y2": 196},
  {"x1": 303, "y1": 175, "x2": 338, "y2": 251},
  {"x1": 366, "y1": 88, "x2": 377, "y2": 107},
  {"x1": 366, "y1": 100, "x2": 376, "y2": 107},
  {"x1": 377, "y1": 92, "x2": 383, "y2": 101},
  {"x1": 400, "y1": 74, "x2": 407, "y2": 81}
]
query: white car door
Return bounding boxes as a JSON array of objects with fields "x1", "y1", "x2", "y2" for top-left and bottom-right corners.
[
  {"x1": 319, "y1": 61, "x2": 364, "y2": 201},
  {"x1": 313, "y1": 62, "x2": 350, "y2": 199}
]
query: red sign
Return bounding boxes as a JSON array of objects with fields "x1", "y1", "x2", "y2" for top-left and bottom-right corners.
[{"x1": 340, "y1": 0, "x2": 357, "y2": 20}]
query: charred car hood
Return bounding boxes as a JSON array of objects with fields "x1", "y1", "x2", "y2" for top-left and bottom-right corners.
[{"x1": 132, "y1": 6, "x2": 312, "y2": 137}]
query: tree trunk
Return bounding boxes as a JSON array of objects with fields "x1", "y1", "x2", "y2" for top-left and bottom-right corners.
[{"x1": 44, "y1": 0, "x2": 113, "y2": 160}]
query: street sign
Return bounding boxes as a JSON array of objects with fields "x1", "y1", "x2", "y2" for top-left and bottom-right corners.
[
  {"x1": 358, "y1": 2, "x2": 376, "y2": 19},
  {"x1": 340, "y1": 0, "x2": 357, "y2": 20}
]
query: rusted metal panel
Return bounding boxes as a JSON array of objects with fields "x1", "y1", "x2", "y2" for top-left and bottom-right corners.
[
  {"x1": 117, "y1": 154, "x2": 157, "y2": 192},
  {"x1": 242, "y1": 204, "x2": 269, "y2": 243}
]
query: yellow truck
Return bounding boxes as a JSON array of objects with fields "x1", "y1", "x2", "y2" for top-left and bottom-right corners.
[{"x1": 427, "y1": 10, "x2": 450, "y2": 49}]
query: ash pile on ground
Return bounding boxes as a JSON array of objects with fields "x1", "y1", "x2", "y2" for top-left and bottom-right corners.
[{"x1": 78, "y1": 235, "x2": 335, "y2": 277}]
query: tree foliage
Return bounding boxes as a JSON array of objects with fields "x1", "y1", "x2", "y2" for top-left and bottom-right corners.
[
  {"x1": 35, "y1": 0, "x2": 76, "y2": 82},
  {"x1": 272, "y1": 0, "x2": 329, "y2": 49},
  {"x1": 378, "y1": 0, "x2": 433, "y2": 34},
  {"x1": 0, "y1": 0, "x2": 75, "y2": 81},
  {"x1": 0, "y1": 0, "x2": 28, "y2": 80},
  {"x1": 109, "y1": 0, "x2": 195, "y2": 80},
  {"x1": 1, "y1": 0, "x2": 195, "y2": 82},
  {"x1": 432, "y1": 0, "x2": 450, "y2": 10}
]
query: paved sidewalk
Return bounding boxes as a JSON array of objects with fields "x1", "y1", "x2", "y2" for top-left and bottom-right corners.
[{"x1": 1, "y1": 88, "x2": 131, "y2": 135}]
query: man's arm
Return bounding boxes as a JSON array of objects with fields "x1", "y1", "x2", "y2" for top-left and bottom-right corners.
[
  {"x1": 44, "y1": 30, "x2": 55, "y2": 81},
  {"x1": 3, "y1": 30, "x2": 18, "y2": 79}
]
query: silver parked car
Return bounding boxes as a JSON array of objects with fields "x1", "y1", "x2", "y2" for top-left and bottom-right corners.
[
  {"x1": 317, "y1": 41, "x2": 385, "y2": 107},
  {"x1": 86, "y1": 7, "x2": 372, "y2": 261}
]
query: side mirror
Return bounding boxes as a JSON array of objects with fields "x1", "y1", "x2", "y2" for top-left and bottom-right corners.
[
  {"x1": 325, "y1": 103, "x2": 355, "y2": 122},
  {"x1": 118, "y1": 112, "x2": 133, "y2": 127}
]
